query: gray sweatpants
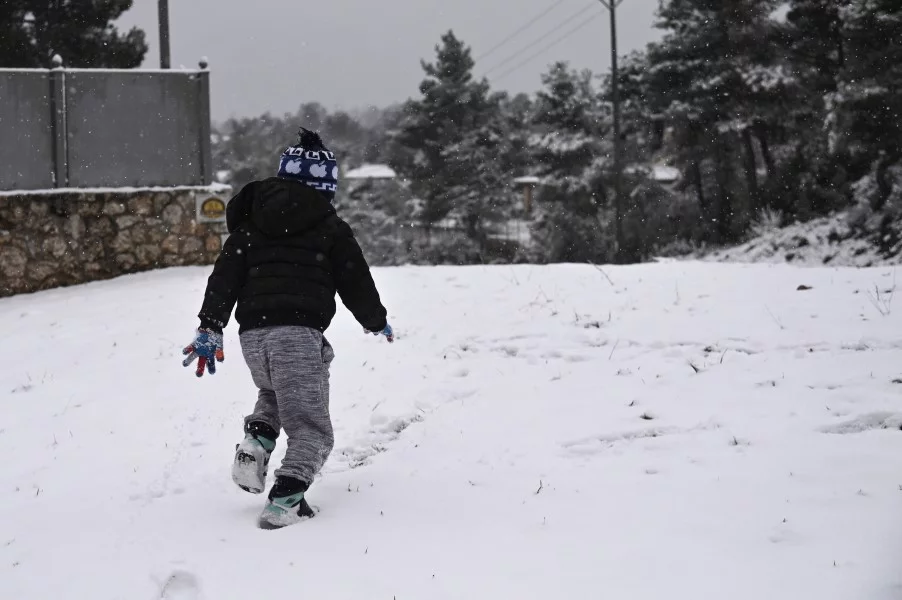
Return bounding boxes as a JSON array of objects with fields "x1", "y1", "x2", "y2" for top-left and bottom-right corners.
[{"x1": 239, "y1": 326, "x2": 335, "y2": 485}]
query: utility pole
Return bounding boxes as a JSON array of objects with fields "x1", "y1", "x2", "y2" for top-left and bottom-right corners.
[
  {"x1": 158, "y1": 0, "x2": 171, "y2": 69},
  {"x1": 599, "y1": 0, "x2": 625, "y2": 263}
]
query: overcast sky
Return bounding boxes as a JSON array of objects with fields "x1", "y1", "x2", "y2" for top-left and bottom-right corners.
[{"x1": 117, "y1": 0, "x2": 662, "y2": 122}]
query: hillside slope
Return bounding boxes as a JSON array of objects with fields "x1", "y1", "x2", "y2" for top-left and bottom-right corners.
[
  {"x1": 1, "y1": 263, "x2": 901, "y2": 599},
  {"x1": 700, "y1": 212, "x2": 902, "y2": 267}
]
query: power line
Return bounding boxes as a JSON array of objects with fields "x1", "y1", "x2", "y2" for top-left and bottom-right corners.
[
  {"x1": 474, "y1": 0, "x2": 570, "y2": 61},
  {"x1": 481, "y1": 3, "x2": 600, "y2": 77},
  {"x1": 491, "y1": 12, "x2": 603, "y2": 82},
  {"x1": 404, "y1": 1, "x2": 600, "y2": 121}
]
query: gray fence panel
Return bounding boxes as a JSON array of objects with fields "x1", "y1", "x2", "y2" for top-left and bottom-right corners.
[
  {"x1": 66, "y1": 71, "x2": 203, "y2": 188},
  {"x1": 0, "y1": 72, "x2": 55, "y2": 190}
]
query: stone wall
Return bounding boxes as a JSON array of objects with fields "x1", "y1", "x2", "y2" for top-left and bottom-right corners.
[{"x1": 0, "y1": 187, "x2": 231, "y2": 297}]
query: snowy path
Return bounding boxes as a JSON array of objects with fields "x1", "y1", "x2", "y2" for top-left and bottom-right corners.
[{"x1": 1, "y1": 263, "x2": 901, "y2": 599}]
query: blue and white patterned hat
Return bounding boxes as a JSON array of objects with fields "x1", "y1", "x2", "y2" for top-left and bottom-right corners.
[{"x1": 276, "y1": 128, "x2": 339, "y2": 202}]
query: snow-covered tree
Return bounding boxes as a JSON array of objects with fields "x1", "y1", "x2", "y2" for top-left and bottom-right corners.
[
  {"x1": 336, "y1": 177, "x2": 412, "y2": 266},
  {"x1": 645, "y1": 0, "x2": 788, "y2": 241},
  {"x1": 213, "y1": 114, "x2": 288, "y2": 189},
  {"x1": 207, "y1": 0, "x2": 902, "y2": 264},
  {"x1": 528, "y1": 62, "x2": 613, "y2": 262},
  {"x1": 0, "y1": 1, "x2": 147, "y2": 68},
  {"x1": 783, "y1": 0, "x2": 849, "y2": 95},
  {"x1": 760, "y1": 0, "x2": 853, "y2": 217},
  {"x1": 395, "y1": 30, "x2": 509, "y2": 257},
  {"x1": 835, "y1": 0, "x2": 902, "y2": 210},
  {"x1": 498, "y1": 93, "x2": 535, "y2": 181}
]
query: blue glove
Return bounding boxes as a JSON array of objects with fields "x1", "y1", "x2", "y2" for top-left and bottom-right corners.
[
  {"x1": 366, "y1": 323, "x2": 395, "y2": 343},
  {"x1": 182, "y1": 328, "x2": 224, "y2": 377}
]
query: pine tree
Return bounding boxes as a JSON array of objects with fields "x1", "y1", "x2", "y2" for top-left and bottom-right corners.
[
  {"x1": 0, "y1": 1, "x2": 147, "y2": 68},
  {"x1": 602, "y1": 50, "x2": 676, "y2": 259},
  {"x1": 441, "y1": 108, "x2": 509, "y2": 246},
  {"x1": 644, "y1": 0, "x2": 787, "y2": 241},
  {"x1": 358, "y1": 104, "x2": 406, "y2": 165},
  {"x1": 837, "y1": 0, "x2": 902, "y2": 210},
  {"x1": 761, "y1": 0, "x2": 853, "y2": 218},
  {"x1": 529, "y1": 62, "x2": 613, "y2": 262},
  {"x1": 497, "y1": 93, "x2": 535, "y2": 192},
  {"x1": 0, "y1": 2, "x2": 34, "y2": 66},
  {"x1": 213, "y1": 114, "x2": 288, "y2": 190},
  {"x1": 318, "y1": 111, "x2": 372, "y2": 171},
  {"x1": 783, "y1": 0, "x2": 849, "y2": 96},
  {"x1": 396, "y1": 31, "x2": 507, "y2": 258},
  {"x1": 337, "y1": 177, "x2": 411, "y2": 266}
]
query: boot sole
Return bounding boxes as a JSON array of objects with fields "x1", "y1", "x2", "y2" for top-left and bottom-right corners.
[{"x1": 231, "y1": 445, "x2": 269, "y2": 495}]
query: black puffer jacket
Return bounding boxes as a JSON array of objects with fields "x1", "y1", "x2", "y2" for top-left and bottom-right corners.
[{"x1": 197, "y1": 177, "x2": 387, "y2": 335}]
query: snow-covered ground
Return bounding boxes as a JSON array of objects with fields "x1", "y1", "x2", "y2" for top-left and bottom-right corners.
[
  {"x1": 2, "y1": 263, "x2": 902, "y2": 599},
  {"x1": 701, "y1": 212, "x2": 902, "y2": 267}
]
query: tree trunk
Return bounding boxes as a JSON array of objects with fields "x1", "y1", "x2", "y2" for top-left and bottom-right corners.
[
  {"x1": 873, "y1": 152, "x2": 900, "y2": 212},
  {"x1": 792, "y1": 145, "x2": 811, "y2": 216},
  {"x1": 691, "y1": 157, "x2": 708, "y2": 218},
  {"x1": 741, "y1": 127, "x2": 760, "y2": 215},
  {"x1": 688, "y1": 121, "x2": 710, "y2": 225},
  {"x1": 632, "y1": 190, "x2": 649, "y2": 261},
  {"x1": 713, "y1": 136, "x2": 734, "y2": 244},
  {"x1": 832, "y1": 4, "x2": 846, "y2": 75},
  {"x1": 754, "y1": 120, "x2": 776, "y2": 177}
]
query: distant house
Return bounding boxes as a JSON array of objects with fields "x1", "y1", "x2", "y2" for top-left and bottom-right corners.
[
  {"x1": 344, "y1": 164, "x2": 397, "y2": 181},
  {"x1": 625, "y1": 163, "x2": 682, "y2": 185},
  {"x1": 650, "y1": 165, "x2": 681, "y2": 184},
  {"x1": 513, "y1": 175, "x2": 541, "y2": 214}
]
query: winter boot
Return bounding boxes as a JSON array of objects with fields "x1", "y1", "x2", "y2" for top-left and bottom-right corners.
[
  {"x1": 231, "y1": 421, "x2": 278, "y2": 494},
  {"x1": 258, "y1": 476, "x2": 316, "y2": 530}
]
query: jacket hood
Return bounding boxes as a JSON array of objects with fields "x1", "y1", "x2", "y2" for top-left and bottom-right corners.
[{"x1": 227, "y1": 177, "x2": 335, "y2": 236}]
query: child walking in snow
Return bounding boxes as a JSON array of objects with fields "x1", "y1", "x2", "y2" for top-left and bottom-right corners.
[{"x1": 181, "y1": 128, "x2": 393, "y2": 529}]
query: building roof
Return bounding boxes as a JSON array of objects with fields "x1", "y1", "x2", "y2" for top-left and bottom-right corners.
[
  {"x1": 344, "y1": 164, "x2": 397, "y2": 180},
  {"x1": 652, "y1": 165, "x2": 681, "y2": 183}
]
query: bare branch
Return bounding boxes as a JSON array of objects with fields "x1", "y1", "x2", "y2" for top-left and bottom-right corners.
[
  {"x1": 589, "y1": 262, "x2": 615, "y2": 286},
  {"x1": 865, "y1": 283, "x2": 894, "y2": 317},
  {"x1": 764, "y1": 305, "x2": 785, "y2": 330}
]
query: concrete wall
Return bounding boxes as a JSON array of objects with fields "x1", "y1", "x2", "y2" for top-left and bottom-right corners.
[{"x1": 0, "y1": 187, "x2": 231, "y2": 297}]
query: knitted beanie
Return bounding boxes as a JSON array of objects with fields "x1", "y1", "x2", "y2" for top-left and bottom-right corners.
[{"x1": 276, "y1": 128, "x2": 339, "y2": 202}]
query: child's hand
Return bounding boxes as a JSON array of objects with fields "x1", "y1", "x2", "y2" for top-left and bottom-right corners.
[
  {"x1": 182, "y1": 328, "x2": 225, "y2": 377},
  {"x1": 365, "y1": 323, "x2": 395, "y2": 343}
]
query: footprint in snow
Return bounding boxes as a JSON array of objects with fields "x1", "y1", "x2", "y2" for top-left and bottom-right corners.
[
  {"x1": 333, "y1": 413, "x2": 426, "y2": 470},
  {"x1": 819, "y1": 412, "x2": 902, "y2": 434},
  {"x1": 158, "y1": 570, "x2": 202, "y2": 600},
  {"x1": 564, "y1": 354, "x2": 590, "y2": 363}
]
